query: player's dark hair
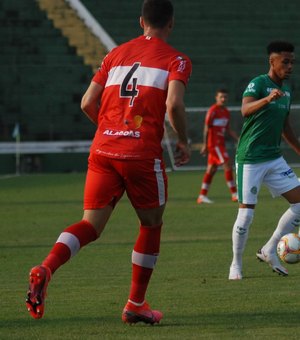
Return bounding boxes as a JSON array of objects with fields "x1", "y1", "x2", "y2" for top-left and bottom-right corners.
[
  {"x1": 216, "y1": 88, "x2": 228, "y2": 95},
  {"x1": 142, "y1": 0, "x2": 174, "y2": 29},
  {"x1": 267, "y1": 41, "x2": 295, "y2": 55}
]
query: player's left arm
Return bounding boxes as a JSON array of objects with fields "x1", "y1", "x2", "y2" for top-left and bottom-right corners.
[
  {"x1": 81, "y1": 81, "x2": 104, "y2": 125},
  {"x1": 166, "y1": 79, "x2": 190, "y2": 166},
  {"x1": 282, "y1": 115, "x2": 300, "y2": 155}
]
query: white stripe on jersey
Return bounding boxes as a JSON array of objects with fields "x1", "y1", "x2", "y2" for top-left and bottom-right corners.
[
  {"x1": 154, "y1": 158, "x2": 166, "y2": 206},
  {"x1": 106, "y1": 65, "x2": 169, "y2": 90},
  {"x1": 56, "y1": 232, "x2": 80, "y2": 257},
  {"x1": 132, "y1": 250, "x2": 158, "y2": 269},
  {"x1": 212, "y1": 118, "x2": 228, "y2": 127}
]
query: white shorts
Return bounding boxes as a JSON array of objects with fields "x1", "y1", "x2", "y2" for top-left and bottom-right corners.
[{"x1": 236, "y1": 157, "x2": 300, "y2": 204}]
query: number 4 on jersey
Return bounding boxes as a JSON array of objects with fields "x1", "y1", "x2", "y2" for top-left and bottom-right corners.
[{"x1": 120, "y1": 62, "x2": 140, "y2": 107}]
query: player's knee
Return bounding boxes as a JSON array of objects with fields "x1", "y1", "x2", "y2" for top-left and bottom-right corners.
[
  {"x1": 223, "y1": 164, "x2": 232, "y2": 171},
  {"x1": 136, "y1": 206, "x2": 165, "y2": 226},
  {"x1": 290, "y1": 202, "x2": 300, "y2": 216},
  {"x1": 207, "y1": 168, "x2": 217, "y2": 176},
  {"x1": 236, "y1": 208, "x2": 254, "y2": 226}
]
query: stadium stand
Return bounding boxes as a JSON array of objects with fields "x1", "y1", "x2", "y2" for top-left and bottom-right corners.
[
  {"x1": 0, "y1": 0, "x2": 96, "y2": 143},
  {"x1": 81, "y1": 0, "x2": 300, "y2": 106},
  {"x1": 78, "y1": 0, "x2": 300, "y2": 170},
  {"x1": 1, "y1": 0, "x2": 300, "y2": 173},
  {"x1": 38, "y1": 0, "x2": 107, "y2": 72}
]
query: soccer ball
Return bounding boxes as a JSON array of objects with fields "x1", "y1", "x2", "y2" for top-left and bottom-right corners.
[{"x1": 277, "y1": 233, "x2": 300, "y2": 264}]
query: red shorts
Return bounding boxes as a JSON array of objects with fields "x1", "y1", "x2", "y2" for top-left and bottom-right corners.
[
  {"x1": 84, "y1": 154, "x2": 168, "y2": 210},
  {"x1": 207, "y1": 145, "x2": 229, "y2": 165}
]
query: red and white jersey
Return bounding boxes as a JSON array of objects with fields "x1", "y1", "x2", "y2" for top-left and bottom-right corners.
[
  {"x1": 205, "y1": 104, "x2": 230, "y2": 148},
  {"x1": 90, "y1": 35, "x2": 192, "y2": 159}
]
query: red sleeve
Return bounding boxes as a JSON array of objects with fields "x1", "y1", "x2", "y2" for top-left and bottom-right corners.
[
  {"x1": 168, "y1": 54, "x2": 192, "y2": 86},
  {"x1": 205, "y1": 106, "x2": 215, "y2": 126},
  {"x1": 92, "y1": 54, "x2": 110, "y2": 87}
]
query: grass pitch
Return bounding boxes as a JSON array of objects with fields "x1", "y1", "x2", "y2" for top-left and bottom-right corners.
[{"x1": 1, "y1": 170, "x2": 300, "y2": 339}]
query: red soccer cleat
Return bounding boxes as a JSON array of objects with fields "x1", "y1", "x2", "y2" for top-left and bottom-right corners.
[
  {"x1": 122, "y1": 301, "x2": 163, "y2": 325},
  {"x1": 26, "y1": 265, "x2": 51, "y2": 319}
]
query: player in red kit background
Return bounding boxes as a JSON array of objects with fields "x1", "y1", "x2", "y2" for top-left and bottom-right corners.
[
  {"x1": 197, "y1": 89, "x2": 239, "y2": 204},
  {"x1": 25, "y1": 0, "x2": 191, "y2": 325}
]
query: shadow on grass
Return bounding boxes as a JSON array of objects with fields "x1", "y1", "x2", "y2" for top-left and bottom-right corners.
[
  {"x1": 1, "y1": 310, "x2": 299, "y2": 329},
  {"x1": 1, "y1": 237, "x2": 229, "y2": 250}
]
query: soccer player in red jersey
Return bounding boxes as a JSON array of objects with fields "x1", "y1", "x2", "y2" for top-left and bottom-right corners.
[
  {"x1": 197, "y1": 89, "x2": 239, "y2": 204},
  {"x1": 26, "y1": 0, "x2": 192, "y2": 325}
]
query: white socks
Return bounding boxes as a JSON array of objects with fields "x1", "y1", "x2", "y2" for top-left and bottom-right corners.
[
  {"x1": 231, "y1": 208, "x2": 254, "y2": 268},
  {"x1": 263, "y1": 203, "x2": 300, "y2": 254},
  {"x1": 231, "y1": 203, "x2": 300, "y2": 272}
]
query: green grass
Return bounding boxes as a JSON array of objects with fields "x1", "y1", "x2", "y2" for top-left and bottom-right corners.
[{"x1": 1, "y1": 171, "x2": 300, "y2": 339}]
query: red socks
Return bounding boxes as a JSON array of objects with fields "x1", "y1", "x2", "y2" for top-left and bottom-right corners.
[
  {"x1": 42, "y1": 220, "x2": 98, "y2": 274},
  {"x1": 129, "y1": 224, "x2": 162, "y2": 304},
  {"x1": 200, "y1": 172, "x2": 213, "y2": 196},
  {"x1": 200, "y1": 170, "x2": 236, "y2": 197},
  {"x1": 225, "y1": 169, "x2": 237, "y2": 194},
  {"x1": 42, "y1": 220, "x2": 162, "y2": 305}
]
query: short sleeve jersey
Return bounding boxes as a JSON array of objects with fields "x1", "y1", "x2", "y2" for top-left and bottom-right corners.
[
  {"x1": 205, "y1": 104, "x2": 230, "y2": 148},
  {"x1": 90, "y1": 35, "x2": 192, "y2": 160},
  {"x1": 236, "y1": 74, "x2": 292, "y2": 164}
]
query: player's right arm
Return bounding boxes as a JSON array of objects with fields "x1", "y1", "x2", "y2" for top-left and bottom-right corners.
[
  {"x1": 241, "y1": 89, "x2": 284, "y2": 117},
  {"x1": 166, "y1": 79, "x2": 190, "y2": 166},
  {"x1": 81, "y1": 81, "x2": 104, "y2": 125}
]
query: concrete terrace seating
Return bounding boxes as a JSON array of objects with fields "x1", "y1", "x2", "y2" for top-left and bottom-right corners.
[
  {"x1": 81, "y1": 0, "x2": 300, "y2": 107},
  {"x1": 0, "y1": 0, "x2": 94, "y2": 142}
]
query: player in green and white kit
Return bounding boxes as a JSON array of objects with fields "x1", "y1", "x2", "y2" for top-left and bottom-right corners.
[{"x1": 229, "y1": 41, "x2": 300, "y2": 280}]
